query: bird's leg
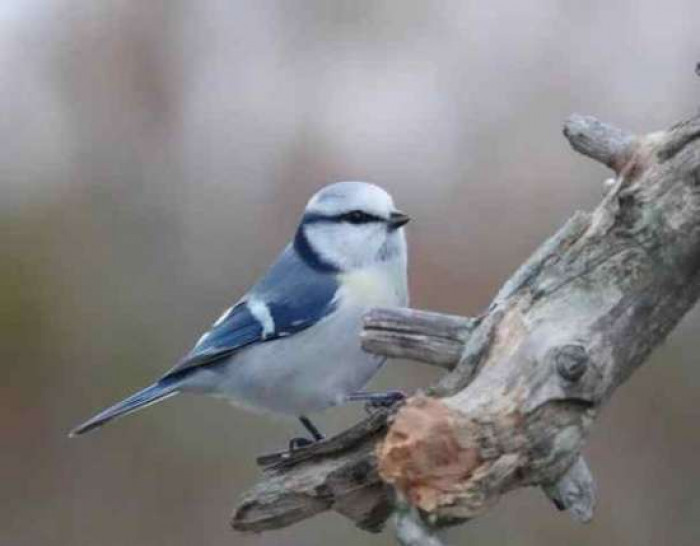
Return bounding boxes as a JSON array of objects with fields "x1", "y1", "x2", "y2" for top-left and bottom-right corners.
[
  {"x1": 287, "y1": 416, "x2": 324, "y2": 451},
  {"x1": 347, "y1": 390, "x2": 406, "y2": 413},
  {"x1": 257, "y1": 416, "x2": 325, "y2": 467},
  {"x1": 299, "y1": 415, "x2": 324, "y2": 441}
]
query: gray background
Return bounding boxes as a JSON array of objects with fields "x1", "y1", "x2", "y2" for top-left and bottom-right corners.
[{"x1": 3, "y1": 1, "x2": 700, "y2": 545}]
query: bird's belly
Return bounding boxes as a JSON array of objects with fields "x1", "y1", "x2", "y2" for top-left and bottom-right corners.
[{"x1": 205, "y1": 305, "x2": 383, "y2": 415}]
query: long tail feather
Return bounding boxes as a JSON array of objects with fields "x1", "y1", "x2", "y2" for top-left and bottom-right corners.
[{"x1": 69, "y1": 380, "x2": 179, "y2": 437}]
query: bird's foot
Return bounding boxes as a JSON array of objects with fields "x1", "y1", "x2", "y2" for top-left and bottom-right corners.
[
  {"x1": 347, "y1": 390, "x2": 406, "y2": 413},
  {"x1": 256, "y1": 435, "x2": 320, "y2": 468},
  {"x1": 288, "y1": 436, "x2": 315, "y2": 451},
  {"x1": 365, "y1": 390, "x2": 406, "y2": 412}
]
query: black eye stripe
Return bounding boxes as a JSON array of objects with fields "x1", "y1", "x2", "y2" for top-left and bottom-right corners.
[
  {"x1": 302, "y1": 210, "x2": 384, "y2": 225},
  {"x1": 341, "y1": 210, "x2": 383, "y2": 224}
]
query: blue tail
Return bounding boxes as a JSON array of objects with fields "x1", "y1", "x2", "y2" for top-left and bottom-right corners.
[{"x1": 69, "y1": 379, "x2": 180, "y2": 437}]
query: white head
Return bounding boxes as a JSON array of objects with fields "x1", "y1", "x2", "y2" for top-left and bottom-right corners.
[{"x1": 294, "y1": 181, "x2": 409, "y2": 272}]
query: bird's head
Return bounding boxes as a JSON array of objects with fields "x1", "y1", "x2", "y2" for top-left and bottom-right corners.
[{"x1": 295, "y1": 181, "x2": 409, "y2": 272}]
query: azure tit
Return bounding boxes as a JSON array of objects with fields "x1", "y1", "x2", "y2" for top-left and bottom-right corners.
[{"x1": 70, "y1": 181, "x2": 410, "y2": 448}]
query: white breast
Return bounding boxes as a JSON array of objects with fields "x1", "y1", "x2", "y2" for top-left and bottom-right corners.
[{"x1": 339, "y1": 261, "x2": 409, "y2": 307}]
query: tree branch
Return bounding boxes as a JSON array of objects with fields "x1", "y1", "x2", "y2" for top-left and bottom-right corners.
[
  {"x1": 562, "y1": 114, "x2": 637, "y2": 173},
  {"x1": 361, "y1": 308, "x2": 479, "y2": 369},
  {"x1": 232, "y1": 113, "x2": 700, "y2": 540},
  {"x1": 541, "y1": 455, "x2": 596, "y2": 523}
]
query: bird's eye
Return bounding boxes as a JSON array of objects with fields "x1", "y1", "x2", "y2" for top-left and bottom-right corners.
[{"x1": 343, "y1": 210, "x2": 373, "y2": 224}]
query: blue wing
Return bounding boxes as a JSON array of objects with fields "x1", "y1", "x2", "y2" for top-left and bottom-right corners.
[{"x1": 162, "y1": 244, "x2": 339, "y2": 378}]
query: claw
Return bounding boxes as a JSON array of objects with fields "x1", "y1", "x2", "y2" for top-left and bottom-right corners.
[
  {"x1": 380, "y1": 390, "x2": 406, "y2": 405},
  {"x1": 288, "y1": 436, "x2": 314, "y2": 451},
  {"x1": 257, "y1": 436, "x2": 319, "y2": 467},
  {"x1": 348, "y1": 390, "x2": 406, "y2": 414}
]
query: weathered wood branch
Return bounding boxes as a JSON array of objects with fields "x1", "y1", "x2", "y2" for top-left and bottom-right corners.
[
  {"x1": 361, "y1": 308, "x2": 479, "y2": 370},
  {"x1": 562, "y1": 114, "x2": 637, "y2": 172},
  {"x1": 232, "y1": 112, "x2": 700, "y2": 539}
]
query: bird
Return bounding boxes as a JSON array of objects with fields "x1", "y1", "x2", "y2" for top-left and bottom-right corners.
[{"x1": 69, "y1": 181, "x2": 410, "y2": 448}]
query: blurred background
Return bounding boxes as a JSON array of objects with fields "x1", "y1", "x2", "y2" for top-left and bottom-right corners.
[{"x1": 2, "y1": 1, "x2": 700, "y2": 545}]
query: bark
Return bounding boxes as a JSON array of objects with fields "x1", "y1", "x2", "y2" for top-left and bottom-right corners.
[{"x1": 231, "y1": 113, "x2": 700, "y2": 539}]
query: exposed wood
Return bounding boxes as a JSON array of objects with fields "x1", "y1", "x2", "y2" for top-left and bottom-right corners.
[{"x1": 232, "y1": 113, "x2": 700, "y2": 540}]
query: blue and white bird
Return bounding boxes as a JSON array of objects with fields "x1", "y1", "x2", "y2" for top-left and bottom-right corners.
[{"x1": 69, "y1": 181, "x2": 410, "y2": 446}]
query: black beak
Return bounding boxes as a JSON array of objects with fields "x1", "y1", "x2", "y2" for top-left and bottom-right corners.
[{"x1": 388, "y1": 211, "x2": 410, "y2": 229}]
